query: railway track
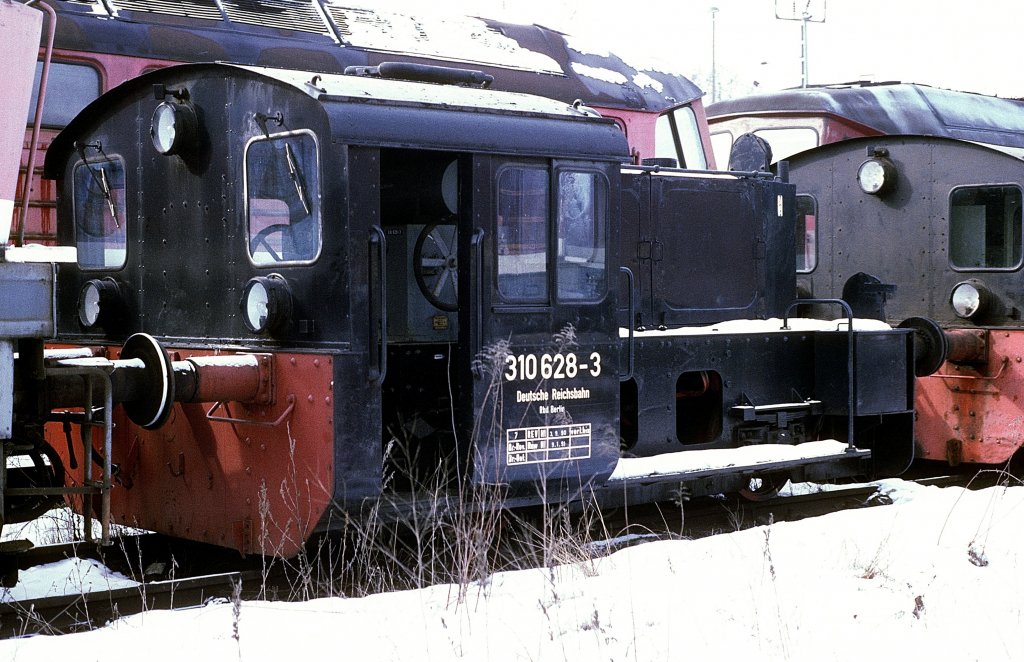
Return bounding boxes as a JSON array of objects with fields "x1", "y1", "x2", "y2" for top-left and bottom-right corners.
[{"x1": 0, "y1": 469, "x2": 1000, "y2": 639}]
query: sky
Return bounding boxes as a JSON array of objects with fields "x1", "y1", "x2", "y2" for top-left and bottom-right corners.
[
  {"x1": 3, "y1": 477, "x2": 1024, "y2": 659},
  {"x1": 357, "y1": 0, "x2": 1024, "y2": 100}
]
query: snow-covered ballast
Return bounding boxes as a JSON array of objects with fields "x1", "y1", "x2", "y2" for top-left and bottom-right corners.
[{"x1": 37, "y1": 62, "x2": 925, "y2": 554}]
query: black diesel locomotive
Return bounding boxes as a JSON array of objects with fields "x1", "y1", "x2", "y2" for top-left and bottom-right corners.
[
  {"x1": 785, "y1": 135, "x2": 1024, "y2": 466},
  {"x1": 23, "y1": 62, "x2": 919, "y2": 556}
]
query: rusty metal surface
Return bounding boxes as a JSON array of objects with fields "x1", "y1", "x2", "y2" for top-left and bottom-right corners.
[
  {"x1": 916, "y1": 330, "x2": 1024, "y2": 464},
  {"x1": 708, "y1": 82, "x2": 1024, "y2": 149}
]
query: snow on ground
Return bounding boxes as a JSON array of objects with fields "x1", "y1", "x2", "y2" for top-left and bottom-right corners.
[{"x1": 2, "y1": 479, "x2": 1024, "y2": 660}]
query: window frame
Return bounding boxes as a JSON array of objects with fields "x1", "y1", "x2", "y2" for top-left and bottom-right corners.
[
  {"x1": 948, "y1": 183, "x2": 1024, "y2": 273},
  {"x1": 72, "y1": 153, "x2": 129, "y2": 271},
  {"x1": 795, "y1": 193, "x2": 818, "y2": 274},
  {"x1": 243, "y1": 128, "x2": 323, "y2": 268},
  {"x1": 554, "y1": 166, "x2": 610, "y2": 303},
  {"x1": 494, "y1": 162, "x2": 551, "y2": 304},
  {"x1": 29, "y1": 58, "x2": 103, "y2": 130}
]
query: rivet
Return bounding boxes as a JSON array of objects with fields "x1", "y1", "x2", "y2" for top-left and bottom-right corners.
[
  {"x1": 314, "y1": 358, "x2": 320, "y2": 367},
  {"x1": 290, "y1": 357, "x2": 297, "y2": 366},
  {"x1": 307, "y1": 394, "x2": 315, "y2": 403},
  {"x1": 324, "y1": 396, "x2": 331, "y2": 405}
]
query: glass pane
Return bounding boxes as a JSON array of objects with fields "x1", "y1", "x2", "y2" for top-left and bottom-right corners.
[
  {"x1": 709, "y1": 131, "x2": 734, "y2": 169},
  {"x1": 29, "y1": 61, "x2": 101, "y2": 129},
  {"x1": 74, "y1": 157, "x2": 127, "y2": 270},
  {"x1": 497, "y1": 167, "x2": 548, "y2": 302},
  {"x1": 751, "y1": 127, "x2": 819, "y2": 162},
  {"x1": 557, "y1": 171, "x2": 606, "y2": 300},
  {"x1": 950, "y1": 186, "x2": 1023, "y2": 269},
  {"x1": 246, "y1": 134, "x2": 321, "y2": 265},
  {"x1": 655, "y1": 106, "x2": 707, "y2": 170},
  {"x1": 795, "y1": 195, "x2": 817, "y2": 273}
]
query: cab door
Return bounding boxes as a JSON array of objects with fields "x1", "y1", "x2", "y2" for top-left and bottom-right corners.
[{"x1": 461, "y1": 158, "x2": 622, "y2": 494}]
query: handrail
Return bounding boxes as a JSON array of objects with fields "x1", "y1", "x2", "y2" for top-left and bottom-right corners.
[
  {"x1": 470, "y1": 228, "x2": 485, "y2": 374},
  {"x1": 18, "y1": 1, "x2": 56, "y2": 247},
  {"x1": 619, "y1": 266, "x2": 635, "y2": 381},
  {"x1": 368, "y1": 225, "x2": 387, "y2": 385},
  {"x1": 783, "y1": 298, "x2": 856, "y2": 451},
  {"x1": 44, "y1": 365, "x2": 113, "y2": 545},
  {"x1": 205, "y1": 394, "x2": 296, "y2": 428},
  {"x1": 928, "y1": 357, "x2": 1009, "y2": 381}
]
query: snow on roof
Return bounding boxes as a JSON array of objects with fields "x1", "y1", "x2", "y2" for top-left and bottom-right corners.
[
  {"x1": 325, "y1": 4, "x2": 563, "y2": 74},
  {"x1": 236, "y1": 64, "x2": 597, "y2": 118}
]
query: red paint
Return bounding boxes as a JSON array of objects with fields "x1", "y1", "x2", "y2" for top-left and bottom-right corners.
[
  {"x1": 916, "y1": 330, "x2": 1024, "y2": 465},
  {"x1": 50, "y1": 348, "x2": 336, "y2": 557}
]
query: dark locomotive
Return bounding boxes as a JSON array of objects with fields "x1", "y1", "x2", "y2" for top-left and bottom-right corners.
[
  {"x1": 785, "y1": 135, "x2": 1024, "y2": 466},
  {"x1": 705, "y1": 81, "x2": 1024, "y2": 467},
  {"x1": 0, "y1": 60, "x2": 921, "y2": 557}
]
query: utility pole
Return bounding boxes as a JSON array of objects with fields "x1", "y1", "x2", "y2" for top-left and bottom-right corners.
[
  {"x1": 774, "y1": 0, "x2": 826, "y2": 88},
  {"x1": 710, "y1": 6, "x2": 719, "y2": 102}
]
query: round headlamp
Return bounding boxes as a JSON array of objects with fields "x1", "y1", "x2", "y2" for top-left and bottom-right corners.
[
  {"x1": 950, "y1": 280, "x2": 990, "y2": 319},
  {"x1": 240, "y1": 274, "x2": 292, "y2": 334},
  {"x1": 150, "y1": 101, "x2": 198, "y2": 156},
  {"x1": 857, "y1": 157, "x2": 897, "y2": 196},
  {"x1": 78, "y1": 278, "x2": 123, "y2": 329}
]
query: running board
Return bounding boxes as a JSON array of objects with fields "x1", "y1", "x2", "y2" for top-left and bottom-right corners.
[{"x1": 608, "y1": 439, "x2": 868, "y2": 486}]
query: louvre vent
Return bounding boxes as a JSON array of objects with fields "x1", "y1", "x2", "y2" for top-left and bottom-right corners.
[
  {"x1": 109, "y1": 0, "x2": 225, "y2": 22},
  {"x1": 220, "y1": 0, "x2": 330, "y2": 35}
]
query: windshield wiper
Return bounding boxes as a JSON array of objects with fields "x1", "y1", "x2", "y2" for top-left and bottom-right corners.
[
  {"x1": 284, "y1": 143, "x2": 311, "y2": 216},
  {"x1": 98, "y1": 167, "x2": 120, "y2": 228}
]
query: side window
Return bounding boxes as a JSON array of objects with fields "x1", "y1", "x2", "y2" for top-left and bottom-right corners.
[
  {"x1": 30, "y1": 61, "x2": 102, "y2": 129},
  {"x1": 795, "y1": 194, "x2": 817, "y2": 273},
  {"x1": 950, "y1": 185, "x2": 1023, "y2": 270},
  {"x1": 709, "y1": 130, "x2": 734, "y2": 170},
  {"x1": 73, "y1": 156, "x2": 127, "y2": 270},
  {"x1": 655, "y1": 106, "x2": 707, "y2": 170},
  {"x1": 557, "y1": 171, "x2": 607, "y2": 300},
  {"x1": 497, "y1": 166, "x2": 548, "y2": 302},
  {"x1": 246, "y1": 132, "x2": 321, "y2": 265},
  {"x1": 751, "y1": 127, "x2": 819, "y2": 161}
]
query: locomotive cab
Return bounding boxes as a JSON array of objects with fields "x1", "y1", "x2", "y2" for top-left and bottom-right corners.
[{"x1": 44, "y1": 63, "x2": 630, "y2": 552}]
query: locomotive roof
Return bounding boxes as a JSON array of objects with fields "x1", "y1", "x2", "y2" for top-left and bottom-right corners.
[
  {"x1": 48, "y1": 0, "x2": 703, "y2": 112},
  {"x1": 707, "y1": 82, "x2": 1024, "y2": 149},
  {"x1": 45, "y1": 62, "x2": 630, "y2": 177}
]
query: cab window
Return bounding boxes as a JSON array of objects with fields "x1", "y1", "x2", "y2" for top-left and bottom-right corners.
[
  {"x1": 752, "y1": 127, "x2": 819, "y2": 161},
  {"x1": 497, "y1": 166, "x2": 548, "y2": 302},
  {"x1": 29, "y1": 61, "x2": 102, "y2": 129},
  {"x1": 655, "y1": 106, "x2": 707, "y2": 170},
  {"x1": 557, "y1": 171, "x2": 607, "y2": 300},
  {"x1": 245, "y1": 132, "x2": 321, "y2": 265},
  {"x1": 950, "y1": 185, "x2": 1023, "y2": 270},
  {"x1": 795, "y1": 194, "x2": 817, "y2": 273},
  {"x1": 73, "y1": 155, "x2": 128, "y2": 270}
]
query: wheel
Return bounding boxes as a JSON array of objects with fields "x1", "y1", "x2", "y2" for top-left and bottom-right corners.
[
  {"x1": 413, "y1": 222, "x2": 458, "y2": 312},
  {"x1": 738, "y1": 472, "x2": 789, "y2": 502},
  {"x1": 249, "y1": 223, "x2": 292, "y2": 263}
]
